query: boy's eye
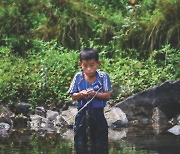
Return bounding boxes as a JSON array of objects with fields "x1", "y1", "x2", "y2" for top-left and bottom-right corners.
[
  {"x1": 82, "y1": 63, "x2": 96, "y2": 68},
  {"x1": 83, "y1": 65, "x2": 88, "y2": 68}
]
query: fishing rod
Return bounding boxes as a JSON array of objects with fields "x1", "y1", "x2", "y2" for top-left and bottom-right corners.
[{"x1": 66, "y1": 86, "x2": 102, "y2": 122}]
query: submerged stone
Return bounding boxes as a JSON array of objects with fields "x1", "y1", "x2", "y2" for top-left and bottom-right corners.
[
  {"x1": 0, "y1": 122, "x2": 11, "y2": 137},
  {"x1": 0, "y1": 122, "x2": 11, "y2": 131},
  {"x1": 168, "y1": 125, "x2": 180, "y2": 135},
  {"x1": 105, "y1": 106, "x2": 128, "y2": 128}
]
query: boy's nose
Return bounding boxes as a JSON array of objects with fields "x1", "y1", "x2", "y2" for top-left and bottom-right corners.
[{"x1": 87, "y1": 67, "x2": 91, "y2": 71}]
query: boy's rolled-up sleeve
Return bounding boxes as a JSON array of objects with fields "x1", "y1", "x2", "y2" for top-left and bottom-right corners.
[
  {"x1": 103, "y1": 73, "x2": 111, "y2": 92},
  {"x1": 67, "y1": 74, "x2": 79, "y2": 95}
]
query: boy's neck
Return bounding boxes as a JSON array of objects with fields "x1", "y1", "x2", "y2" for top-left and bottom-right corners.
[{"x1": 83, "y1": 72, "x2": 96, "y2": 84}]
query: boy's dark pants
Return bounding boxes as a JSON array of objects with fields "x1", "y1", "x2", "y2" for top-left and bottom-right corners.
[{"x1": 74, "y1": 108, "x2": 108, "y2": 154}]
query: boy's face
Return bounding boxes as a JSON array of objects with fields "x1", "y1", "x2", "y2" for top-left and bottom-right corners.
[{"x1": 80, "y1": 59, "x2": 100, "y2": 78}]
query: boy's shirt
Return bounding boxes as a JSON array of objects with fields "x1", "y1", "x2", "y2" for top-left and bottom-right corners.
[{"x1": 68, "y1": 70, "x2": 111, "y2": 109}]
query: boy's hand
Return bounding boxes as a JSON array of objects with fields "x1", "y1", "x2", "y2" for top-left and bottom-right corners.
[
  {"x1": 79, "y1": 89, "x2": 96, "y2": 99},
  {"x1": 72, "y1": 90, "x2": 88, "y2": 100},
  {"x1": 87, "y1": 89, "x2": 96, "y2": 98},
  {"x1": 79, "y1": 90, "x2": 88, "y2": 98},
  {"x1": 72, "y1": 89, "x2": 97, "y2": 100}
]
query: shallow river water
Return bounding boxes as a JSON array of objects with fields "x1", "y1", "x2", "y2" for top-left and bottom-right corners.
[{"x1": 0, "y1": 125, "x2": 180, "y2": 154}]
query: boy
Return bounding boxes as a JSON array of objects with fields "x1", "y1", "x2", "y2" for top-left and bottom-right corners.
[{"x1": 68, "y1": 48, "x2": 111, "y2": 154}]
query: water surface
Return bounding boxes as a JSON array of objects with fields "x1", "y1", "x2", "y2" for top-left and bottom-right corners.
[{"x1": 0, "y1": 125, "x2": 180, "y2": 154}]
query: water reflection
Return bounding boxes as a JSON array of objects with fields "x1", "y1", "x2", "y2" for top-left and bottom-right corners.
[
  {"x1": 0, "y1": 126, "x2": 180, "y2": 154},
  {"x1": 0, "y1": 129, "x2": 73, "y2": 154}
]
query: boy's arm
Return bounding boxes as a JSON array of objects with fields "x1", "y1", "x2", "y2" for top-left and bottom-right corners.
[{"x1": 96, "y1": 91, "x2": 110, "y2": 100}]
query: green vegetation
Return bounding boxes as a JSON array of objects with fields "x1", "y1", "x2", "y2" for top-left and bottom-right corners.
[
  {"x1": 109, "y1": 139, "x2": 148, "y2": 154},
  {"x1": 0, "y1": 40, "x2": 78, "y2": 106},
  {"x1": 0, "y1": 0, "x2": 179, "y2": 107}
]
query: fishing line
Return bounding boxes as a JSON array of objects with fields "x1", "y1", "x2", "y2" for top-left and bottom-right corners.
[{"x1": 66, "y1": 86, "x2": 102, "y2": 122}]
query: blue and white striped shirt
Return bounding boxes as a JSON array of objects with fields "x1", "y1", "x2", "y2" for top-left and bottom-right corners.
[{"x1": 68, "y1": 70, "x2": 111, "y2": 109}]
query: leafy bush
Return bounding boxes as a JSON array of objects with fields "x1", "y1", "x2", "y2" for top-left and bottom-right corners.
[
  {"x1": 0, "y1": 40, "x2": 179, "y2": 107},
  {"x1": 1, "y1": 0, "x2": 179, "y2": 56},
  {"x1": 0, "y1": 1, "x2": 179, "y2": 107},
  {"x1": 0, "y1": 40, "x2": 78, "y2": 107},
  {"x1": 99, "y1": 44, "x2": 178, "y2": 102},
  {"x1": 119, "y1": 0, "x2": 180, "y2": 51},
  {"x1": 0, "y1": 0, "x2": 47, "y2": 55}
]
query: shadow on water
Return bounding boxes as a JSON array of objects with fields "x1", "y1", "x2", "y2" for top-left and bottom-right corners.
[
  {"x1": 0, "y1": 125, "x2": 180, "y2": 154},
  {"x1": 109, "y1": 124, "x2": 180, "y2": 154}
]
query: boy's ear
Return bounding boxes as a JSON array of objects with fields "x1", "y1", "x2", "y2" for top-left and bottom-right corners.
[
  {"x1": 78, "y1": 62, "x2": 82, "y2": 67},
  {"x1": 98, "y1": 61, "x2": 101, "y2": 66}
]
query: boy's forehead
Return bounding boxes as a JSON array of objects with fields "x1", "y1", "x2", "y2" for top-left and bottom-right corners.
[{"x1": 81, "y1": 59, "x2": 98, "y2": 64}]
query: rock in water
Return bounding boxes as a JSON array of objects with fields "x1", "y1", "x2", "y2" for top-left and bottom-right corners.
[
  {"x1": 0, "y1": 122, "x2": 11, "y2": 137},
  {"x1": 168, "y1": 125, "x2": 180, "y2": 135},
  {"x1": 152, "y1": 107, "x2": 167, "y2": 124},
  {"x1": 105, "y1": 107, "x2": 128, "y2": 128},
  {"x1": 61, "y1": 106, "x2": 78, "y2": 126},
  {"x1": 116, "y1": 80, "x2": 180, "y2": 122}
]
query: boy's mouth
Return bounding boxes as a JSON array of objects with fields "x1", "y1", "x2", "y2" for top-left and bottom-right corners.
[{"x1": 85, "y1": 72, "x2": 94, "y2": 77}]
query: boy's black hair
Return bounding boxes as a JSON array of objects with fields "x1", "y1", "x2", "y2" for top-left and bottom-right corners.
[{"x1": 80, "y1": 48, "x2": 99, "y2": 61}]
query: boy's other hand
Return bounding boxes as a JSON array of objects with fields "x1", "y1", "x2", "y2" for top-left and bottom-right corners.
[
  {"x1": 79, "y1": 89, "x2": 96, "y2": 99},
  {"x1": 79, "y1": 90, "x2": 88, "y2": 98},
  {"x1": 87, "y1": 89, "x2": 96, "y2": 98}
]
